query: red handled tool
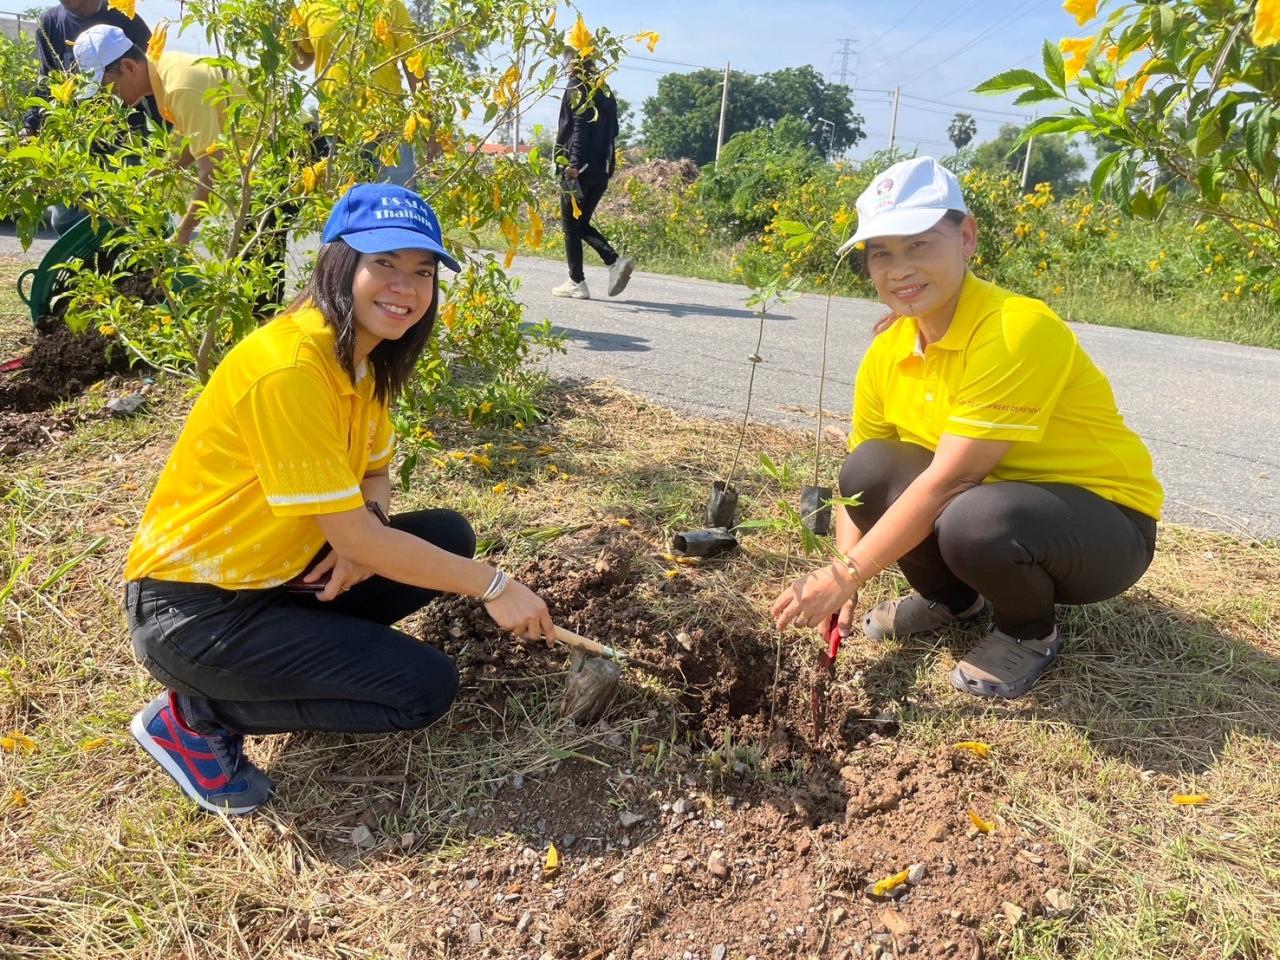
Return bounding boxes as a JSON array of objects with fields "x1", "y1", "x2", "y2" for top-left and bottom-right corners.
[{"x1": 811, "y1": 612, "x2": 845, "y2": 736}]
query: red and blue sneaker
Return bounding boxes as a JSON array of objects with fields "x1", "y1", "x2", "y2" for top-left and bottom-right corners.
[{"x1": 130, "y1": 692, "x2": 272, "y2": 815}]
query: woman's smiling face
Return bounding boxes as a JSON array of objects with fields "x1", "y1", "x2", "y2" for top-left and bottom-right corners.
[
  {"x1": 864, "y1": 213, "x2": 977, "y2": 324},
  {"x1": 350, "y1": 249, "x2": 437, "y2": 354}
]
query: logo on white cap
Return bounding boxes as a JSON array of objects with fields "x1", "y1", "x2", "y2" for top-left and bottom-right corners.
[{"x1": 836, "y1": 157, "x2": 968, "y2": 256}]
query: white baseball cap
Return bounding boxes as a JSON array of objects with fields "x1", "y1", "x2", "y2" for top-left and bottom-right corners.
[
  {"x1": 837, "y1": 156, "x2": 968, "y2": 256},
  {"x1": 72, "y1": 24, "x2": 136, "y2": 83}
]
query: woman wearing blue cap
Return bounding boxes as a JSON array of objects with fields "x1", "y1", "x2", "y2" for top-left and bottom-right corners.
[
  {"x1": 123, "y1": 184, "x2": 557, "y2": 815},
  {"x1": 771, "y1": 157, "x2": 1162, "y2": 700}
]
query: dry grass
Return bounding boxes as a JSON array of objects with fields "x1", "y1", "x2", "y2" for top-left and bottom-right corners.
[{"x1": 1, "y1": 257, "x2": 1278, "y2": 958}]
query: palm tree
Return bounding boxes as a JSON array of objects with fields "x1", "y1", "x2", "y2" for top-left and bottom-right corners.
[{"x1": 948, "y1": 112, "x2": 977, "y2": 151}]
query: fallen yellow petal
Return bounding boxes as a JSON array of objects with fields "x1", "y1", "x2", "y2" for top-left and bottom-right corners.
[
  {"x1": 968, "y1": 808, "x2": 996, "y2": 834},
  {"x1": 543, "y1": 842, "x2": 561, "y2": 880},
  {"x1": 1171, "y1": 793, "x2": 1209, "y2": 805},
  {"x1": 492, "y1": 482, "x2": 507, "y2": 495},
  {"x1": 8, "y1": 789, "x2": 27, "y2": 808},
  {"x1": 616, "y1": 518, "x2": 632, "y2": 527},
  {"x1": 535, "y1": 445, "x2": 555, "y2": 455},
  {"x1": 81, "y1": 737, "x2": 109, "y2": 752},
  {"x1": 953, "y1": 740, "x2": 992, "y2": 758},
  {"x1": 1, "y1": 733, "x2": 36, "y2": 754},
  {"x1": 468, "y1": 453, "x2": 493, "y2": 471},
  {"x1": 872, "y1": 868, "x2": 910, "y2": 897},
  {"x1": 664, "y1": 569, "x2": 680, "y2": 579}
]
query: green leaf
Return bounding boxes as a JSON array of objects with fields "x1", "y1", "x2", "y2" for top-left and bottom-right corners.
[
  {"x1": 974, "y1": 68, "x2": 1047, "y2": 95},
  {"x1": 1194, "y1": 107, "x2": 1227, "y2": 159},
  {"x1": 1042, "y1": 39, "x2": 1066, "y2": 91},
  {"x1": 1013, "y1": 88, "x2": 1065, "y2": 106},
  {"x1": 1023, "y1": 115, "x2": 1093, "y2": 138},
  {"x1": 773, "y1": 219, "x2": 810, "y2": 236},
  {"x1": 1090, "y1": 149, "x2": 1121, "y2": 199},
  {"x1": 1245, "y1": 107, "x2": 1278, "y2": 179}
]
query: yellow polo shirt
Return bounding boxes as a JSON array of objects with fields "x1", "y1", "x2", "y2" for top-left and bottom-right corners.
[
  {"x1": 294, "y1": 0, "x2": 414, "y2": 113},
  {"x1": 147, "y1": 51, "x2": 247, "y2": 158},
  {"x1": 851, "y1": 272, "x2": 1162, "y2": 519},
  {"x1": 125, "y1": 305, "x2": 396, "y2": 588}
]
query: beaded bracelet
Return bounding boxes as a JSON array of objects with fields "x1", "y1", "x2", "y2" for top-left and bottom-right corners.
[{"x1": 479, "y1": 569, "x2": 510, "y2": 604}]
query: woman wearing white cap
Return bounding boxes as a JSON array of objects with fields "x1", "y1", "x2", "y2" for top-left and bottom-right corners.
[{"x1": 772, "y1": 157, "x2": 1162, "y2": 699}]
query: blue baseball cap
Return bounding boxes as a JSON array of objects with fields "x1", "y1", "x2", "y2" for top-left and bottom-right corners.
[{"x1": 322, "y1": 184, "x2": 461, "y2": 272}]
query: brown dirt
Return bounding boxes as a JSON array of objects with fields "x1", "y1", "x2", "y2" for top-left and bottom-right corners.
[
  {"x1": 408, "y1": 526, "x2": 1070, "y2": 958},
  {"x1": 0, "y1": 271, "x2": 152, "y2": 456}
]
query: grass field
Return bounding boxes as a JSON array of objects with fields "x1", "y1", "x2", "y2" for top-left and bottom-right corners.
[{"x1": 1, "y1": 258, "x2": 1278, "y2": 958}]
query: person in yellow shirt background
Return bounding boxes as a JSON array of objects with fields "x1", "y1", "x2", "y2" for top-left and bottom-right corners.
[
  {"x1": 123, "y1": 184, "x2": 557, "y2": 815},
  {"x1": 772, "y1": 156, "x2": 1162, "y2": 700},
  {"x1": 71, "y1": 23, "x2": 295, "y2": 311},
  {"x1": 290, "y1": 0, "x2": 422, "y2": 186}
]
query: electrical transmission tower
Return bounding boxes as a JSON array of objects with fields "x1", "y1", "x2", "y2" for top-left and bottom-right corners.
[{"x1": 834, "y1": 38, "x2": 857, "y2": 89}]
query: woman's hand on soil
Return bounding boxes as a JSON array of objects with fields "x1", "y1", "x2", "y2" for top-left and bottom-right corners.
[
  {"x1": 307, "y1": 550, "x2": 374, "y2": 601},
  {"x1": 771, "y1": 562, "x2": 859, "y2": 632},
  {"x1": 485, "y1": 580, "x2": 557, "y2": 647}
]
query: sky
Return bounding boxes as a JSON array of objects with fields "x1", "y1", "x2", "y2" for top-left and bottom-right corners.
[{"x1": 71, "y1": 0, "x2": 1085, "y2": 160}]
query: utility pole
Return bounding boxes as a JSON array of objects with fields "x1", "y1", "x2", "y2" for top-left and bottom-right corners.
[
  {"x1": 888, "y1": 87, "x2": 901, "y2": 152},
  {"x1": 834, "y1": 38, "x2": 857, "y2": 88},
  {"x1": 715, "y1": 62, "x2": 730, "y2": 165},
  {"x1": 816, "y1": 117, "x2": 836, "y2": 158},
  {"x1": 1021, "y1": 135, "x2": 1035, "y2": 189}
]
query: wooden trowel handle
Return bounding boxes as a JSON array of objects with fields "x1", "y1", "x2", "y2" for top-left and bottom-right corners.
[
  {"x1": 553, "y1": 625, "x2": 614, "y2": 658},
  {"x1": 552, "y1": 625, "x2": 666, "y2": 675}
]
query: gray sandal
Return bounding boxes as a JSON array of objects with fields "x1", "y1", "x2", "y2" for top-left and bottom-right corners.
[
  {"x1": 950, "y1": 628, "x2": 1061, "y2": 699},
  {"x1": 864, "y1": 592, "x2": 987, "y2": 640}
]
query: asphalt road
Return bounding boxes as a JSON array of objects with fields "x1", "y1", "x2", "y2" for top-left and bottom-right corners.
[
  {"x1": 506, "y1": 256, "x2": 1280, "y2": 540},
  {"x1": 4, "y1": 228, "x2": 1277, "y2": 537}
]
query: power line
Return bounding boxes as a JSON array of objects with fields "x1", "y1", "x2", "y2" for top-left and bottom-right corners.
[
  {"x1": 861, "y1": 0, "x2": 932, "y2": 51},
  {"x1": 896, "y1": 0, "x2": 1041, "y2": 88},
  {"x1": 898, "y1": 92, "x2": 1031, "y2": 121},
  {"x1": 935, "y1": 50, "x2": 1041, "y2": 99},
  {"x1": 860, "y1": 0, "x2": 990, "y2": 80}
]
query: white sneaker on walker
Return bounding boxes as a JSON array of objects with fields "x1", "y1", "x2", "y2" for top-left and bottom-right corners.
[
  {"x1": 552, "y1": 278, "x2": 590, "y2": 299},
  {"x1": 607, "y1": 256, "x2": 635, "y2": 296}
]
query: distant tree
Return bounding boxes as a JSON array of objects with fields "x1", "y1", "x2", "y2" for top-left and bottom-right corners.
[
  {"x1": 947, "y1": 112, "x2": 977, "y2": 151},
  {"x1": 616, "y1": 95, "x2": 638, "y2": 150},
  {"x1": 641, "y1": 65, "x2": 864, "y2": 166},
  {"x1": 972, "y1": 123, "x2": 1086, "y2": 195}
]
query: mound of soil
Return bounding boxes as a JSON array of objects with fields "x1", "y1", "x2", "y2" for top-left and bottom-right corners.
[
  {"x1": 598, "y1": 158, "x2": 701, "y2": 223},
  {"x1": 0, "y1": 324, "x2": 129, "y2": 414},
  {"x1": 0, "y1": 269, "x2": 154, "y2": 456},
  {"x1": 406, "y1": 527, "x2": 1071, "y2": 957},
  {"x1": 613, "y1": 158, "x2": 700, "y2": 192}
]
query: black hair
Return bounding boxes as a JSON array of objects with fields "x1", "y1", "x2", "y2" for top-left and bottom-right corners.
[
  {"x1": 856, "y1": 208, "x2": 969, "y2": 280},
  {"x1": 285, "y1": 239, "x2": 438, "y2": 406},
  {"x1": 102, "y1": 43, "x2": 146, "y2": 77}
]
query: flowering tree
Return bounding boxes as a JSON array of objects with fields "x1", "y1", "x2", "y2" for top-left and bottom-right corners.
[
  {"x1": 0, "y1": 2, "x2": 655, "y2": 403},
  {"x1": 978, "y1": 0, "x2": 1280, "y2": 294}
]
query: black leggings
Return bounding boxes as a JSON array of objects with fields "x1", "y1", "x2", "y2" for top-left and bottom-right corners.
[
  {"x1": 841, "y1": 439, "x2": 1157, "y2": 638},
  {"x1": 125, "y1": 509, "x2": 475, "y2": 736},
  {"x1": 561, "y1": 173, "x2": 618, "y2": 282}
]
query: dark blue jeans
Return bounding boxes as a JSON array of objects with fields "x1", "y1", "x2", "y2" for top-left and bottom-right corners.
[{"x1": 125, "y1": 509, "x2": 475, "y2": 736}]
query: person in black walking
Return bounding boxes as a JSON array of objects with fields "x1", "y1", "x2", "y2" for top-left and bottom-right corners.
[{"x1": 552, "y1": 53, "x2": 634, "y2": 300}]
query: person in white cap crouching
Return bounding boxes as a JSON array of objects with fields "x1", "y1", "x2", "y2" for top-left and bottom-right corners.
[{"x1": 771, "y1": 156, "x2": 1162, "y2": 699}]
